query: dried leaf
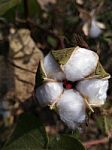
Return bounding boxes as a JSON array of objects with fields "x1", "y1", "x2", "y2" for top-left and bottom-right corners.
[{"x1": 9, "y1": 29, "x2": 40, "y2": 102}]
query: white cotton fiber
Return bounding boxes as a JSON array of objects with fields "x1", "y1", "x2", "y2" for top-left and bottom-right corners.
[
  {"x1": 36, "y1": 82, "x2": 63, "y2": 106},
  {"x1": 44, "y1": 53, "x2": 65, "y2": 80},
  {"x1": 57, "y1": 89, "x2": 85, "y2": 129},
  {"x1": 77, "y1": 79, "x2": 109, "y2": 106},
  {"x1": 63, "y1": 47, "x2": 99, "y2": 81},
  {"x1": 90, "y1": 19, "x2": 102, "y2": 38}
]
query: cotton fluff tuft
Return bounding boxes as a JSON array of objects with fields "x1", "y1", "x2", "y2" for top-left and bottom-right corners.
[
  {"x1": 90, "y1": 19, "x2": 102, "y2": 38},
  {"x1": 77, "y1": 79, "x2": 109, "y2": 106},
  {"x1": 57, "y1": 89, "x2": 85, "y2": 129},
  {"x1": 63, "y1": 47, "x2": 99, "y2": 81},
  {"x1": 36, "y1": 82, "x2": 63, "y2": 106},
  {"x1": 44, "y1": 53, "x2": 65, "y2": 80}
]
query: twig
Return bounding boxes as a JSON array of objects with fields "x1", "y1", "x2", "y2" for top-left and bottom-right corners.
[
  {"x1": 59, "y1": 36, "x2": 65, "y2": 48},
  {"x1": 83, "y1": 137, "x2": 110, "y2": 148}
]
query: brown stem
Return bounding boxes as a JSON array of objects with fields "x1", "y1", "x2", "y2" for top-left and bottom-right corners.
[{"x1": 83, "y1": 137, "x2": 110, "y2": 148}]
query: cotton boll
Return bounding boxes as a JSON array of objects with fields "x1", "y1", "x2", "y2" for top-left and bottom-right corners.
[
  {"x1": 89, "y1": 19, "x2": 102, "y2": 38},
  {"x1": 77, "y1": 79, "x2": 109, "y2": 106},
  {"x1": 63, "y1": 47, "x2": 99, "y2": 81},
  {"x1": 44, "y1": 53, "x2": 65, "y2": 80},
  {"x1": 57, "y1": 89, "x2": 85, "y2": 129},
  {"x1": 36, "y1": 82, "x2": 63, "y2": 107}
]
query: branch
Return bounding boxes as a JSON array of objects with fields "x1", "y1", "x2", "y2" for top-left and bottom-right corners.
[{"x1": 83, "y1": 136, "x2": 110, "y2": 148}]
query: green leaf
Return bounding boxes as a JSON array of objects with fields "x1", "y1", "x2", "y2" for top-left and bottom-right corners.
[
  {"x1": 2, "y1": 113, "x2": 85, "y2": 150},
  {"x1": 2, "y1": 113, "x2": 48, "y2": 150},
  {"x1": 104, "y1": 116, "x2": 112, "y2": 133},
  {"x1": 50, "y1": 135, "x2": 86, "y2": 150},
  {"x1": 15, "y1": 0, "x2": 42, "y2": 18},
  {"x1": 0, "y1": 0, "x2": 21, "y2": 16},
  {"x1": 47, "y1": 36, "x2": 58, "y2": 48},
  {"x1": 96, "y1": 115, "x2": 112, "y2": 135},
  {"x1": 51, "y1": 47, "x2": 77, "y2": 65},
  {"x1": 28, "y1": 0, "x2": 42, "y2": 18},
  {"x1": 1, "y1": 0, "x2": 42, "y2": 21},
  {"x1": 96, "y1": 116, "x2": 105, "y2": 134}
]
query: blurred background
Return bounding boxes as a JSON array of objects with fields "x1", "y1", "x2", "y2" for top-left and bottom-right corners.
[{"x1": 0, "y1": 0, "x2": 112, "y2": 150}]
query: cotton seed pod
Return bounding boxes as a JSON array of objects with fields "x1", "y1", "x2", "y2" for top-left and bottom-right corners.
[
  {"x1": 77, "y1": 79, "x2": 109, "y2": 106},
  {"x1": 36, "y1": 82, "x2": 63, "y2": 107},
  {"x1": 63, "y1": 47, "x2": 99, "y2": 81},
  {"x1": 57, "y1": 89, "x2": 86, "y2": 129},
  {"x1": 44, "y1": 53, "x2": 65, "y2": 80},
  {"x1": 86, "y1": 62, "x2": 110, "y2": 80}
]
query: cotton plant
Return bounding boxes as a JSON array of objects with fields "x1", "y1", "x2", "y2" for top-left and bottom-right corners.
[
  {"x1": 82, "y1": 17, "x2": 105, "y2": 38},
  {"x1": 79, "y1": 7, "x2": 105, "y2": 38},
  {"x1": 35, "y1": 46, "x2": 110, "y2": 129}
]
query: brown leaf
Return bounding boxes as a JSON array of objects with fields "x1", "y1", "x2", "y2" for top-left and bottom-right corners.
[{"x1": 9, "y1": 29, "x2": 41, "y2": 102}]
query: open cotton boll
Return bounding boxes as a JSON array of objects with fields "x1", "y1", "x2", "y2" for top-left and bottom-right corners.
[
  {"x1": 77, "y1": 79, "x2": 109, "y2": 106},
  {"x1": 57, "y1": 89, "x2": 85, "y2": 129},
  {"x1": 44, "y1": 53, "x2": 65, "y2": 80},
  {"x1": 63, "y1": 47, "x2": 99, "y2": 81},
  {"x1": 36, "y1": 82, "x2": 63, "y2": 107},
  {"x1": 89, "y1": 19, "x2": 102, "y2": 38}
]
